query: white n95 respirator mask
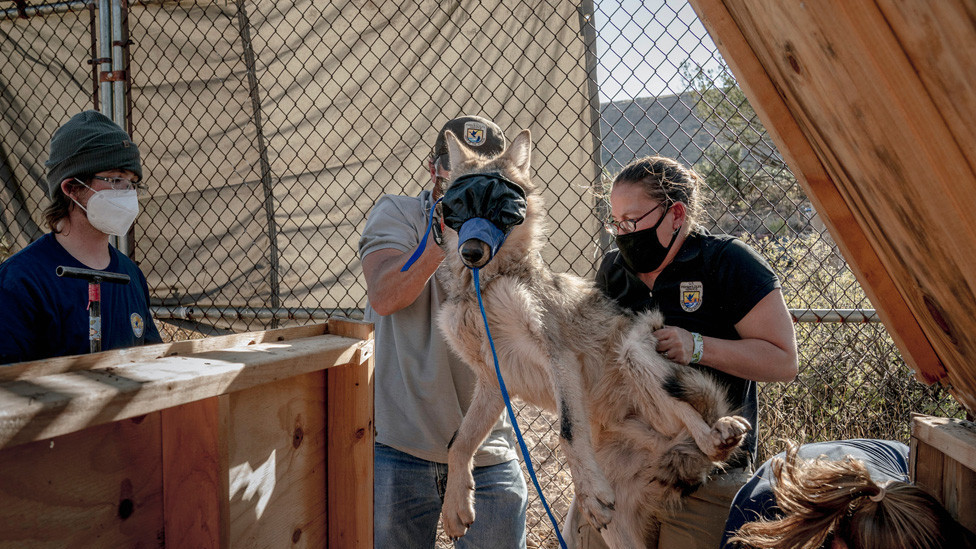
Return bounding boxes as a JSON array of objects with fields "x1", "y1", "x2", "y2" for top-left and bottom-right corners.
[{"x1": 71, "y1": 179, "x2": 140, "y2": 236}]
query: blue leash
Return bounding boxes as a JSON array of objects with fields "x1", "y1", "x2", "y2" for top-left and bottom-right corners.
[
  {"x1": 401, "y1": 197, "x2": 442, "y2": 272},
  {"x1": 473, "y1": 268, "x2": 568, "y2": 549}
]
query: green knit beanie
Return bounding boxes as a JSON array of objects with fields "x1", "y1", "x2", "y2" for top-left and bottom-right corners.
[{"x1": 45, "y1": 110, "x2": 142, "y2": 197}]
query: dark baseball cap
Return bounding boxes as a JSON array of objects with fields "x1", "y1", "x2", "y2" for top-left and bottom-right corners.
[{"x1": 432, "y1": 115, "x2": 506, "y2": 170}]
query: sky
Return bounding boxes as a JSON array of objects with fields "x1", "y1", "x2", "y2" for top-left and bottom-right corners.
[{"x1": 594, "y1": 0, "x2": 725, "y2": 102}]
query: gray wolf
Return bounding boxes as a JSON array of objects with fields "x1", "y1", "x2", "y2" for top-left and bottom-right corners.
[{"x1": 435, "y1": 129, "x2": 751, "y2": 547}]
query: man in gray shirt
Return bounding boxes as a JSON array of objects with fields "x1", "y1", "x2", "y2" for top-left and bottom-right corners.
[{"x1": 359, "y1": 115, "x2": 527, "y2": 548}]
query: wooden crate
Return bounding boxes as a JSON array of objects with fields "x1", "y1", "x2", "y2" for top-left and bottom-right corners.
[
  {"x1": 0, "y1": 318, "x2": 374, "y2": 548},
  {"x1": 910, "y1": 414, "x2": 976, "y2": 536}
]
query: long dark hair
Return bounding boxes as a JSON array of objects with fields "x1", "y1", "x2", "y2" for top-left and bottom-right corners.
[{"x1": 42, "y1": 177, "x2": 87, "y2": 233}]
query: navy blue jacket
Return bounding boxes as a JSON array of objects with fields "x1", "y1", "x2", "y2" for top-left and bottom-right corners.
[{"x1": 0, "y1": 233, "x2": 161, "y2": 364}]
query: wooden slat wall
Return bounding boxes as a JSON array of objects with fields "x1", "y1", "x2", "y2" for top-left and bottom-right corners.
[
  {"x1": 687, "y1": 0, "x2": 976, "y2": 411},
  {"x1": 0, "y1": 319, "x2": 374, "y2": 548},
  {"x1": 911, "y1": 415, "x2": 976, "y2": 535},
  {"x1": 0, "y1": 415, "x2": 164, "y2": 548}
]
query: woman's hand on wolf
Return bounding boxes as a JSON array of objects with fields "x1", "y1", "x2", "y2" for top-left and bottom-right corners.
[
  {"x1": 652, "y1": 291, "x2": 798, "y2": 381},
  {"x1": 654, "y1": 325, "x2": 694, "y2": 364}
]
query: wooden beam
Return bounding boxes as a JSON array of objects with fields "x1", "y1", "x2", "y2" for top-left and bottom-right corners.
[
  {"x1": 326, "y1": 318, "x2": 374, "y2": 549},
  {"x1": 0, "y1": 330, "x2": 365, "y2": 449},
  {"x1": 686, "y1": 0, "x2": 952, "y2": 390},
  {"x1": 0, "y1": 323, "x2": 330, "y2": 382},
  {"x1": 912, "y1": 415, "x2": 976, "y2": 470}
]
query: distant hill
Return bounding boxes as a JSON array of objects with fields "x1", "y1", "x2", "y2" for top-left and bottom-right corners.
[{"x1": 599, "y1": 92, "x2": 720, "y2": 175}]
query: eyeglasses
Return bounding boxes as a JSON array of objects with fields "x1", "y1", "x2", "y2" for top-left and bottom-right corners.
[
  {"x1": 604, "y1": 202, "x2": 665, "y2": 236},
  {"x1": 430, "y1": 158, "x2": 451, "y2": 187},
  {"x1": 91, "y1": 175, "x2": 145, "y2": 191}
]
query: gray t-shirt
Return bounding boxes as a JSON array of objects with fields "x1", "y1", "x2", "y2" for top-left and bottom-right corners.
[{"x1": 359, "y1": 190, "x2": 517, "y2": 466}]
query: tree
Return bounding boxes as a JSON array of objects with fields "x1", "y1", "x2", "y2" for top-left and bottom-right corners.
[
  {"x1": 681, "y1": 59, "x2": 787, "y2": 172},
  {"x1": 680, "y1": 59, "x2": 809, "y2": 236}
]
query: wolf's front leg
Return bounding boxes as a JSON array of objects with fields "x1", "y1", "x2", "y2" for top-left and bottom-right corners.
[{"x1": 442, "y1": 379, "x2": 506, "y2": 539}]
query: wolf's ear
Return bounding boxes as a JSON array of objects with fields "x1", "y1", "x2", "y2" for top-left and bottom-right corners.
[
  {"x1": 445, "y1": 130, "x2": 475, "y2": 169},
  {"x1": 504, "y1": 129, "x2": 532, "y2": 178}
]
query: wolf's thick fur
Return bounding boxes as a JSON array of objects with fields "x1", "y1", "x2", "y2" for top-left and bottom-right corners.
[{"x1": 436, "y1": 129, "x2": 751, "y2": 547}]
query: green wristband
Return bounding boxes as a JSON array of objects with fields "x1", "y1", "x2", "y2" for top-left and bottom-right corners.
[{"x1": 691, "y1": 332, "x2": 704, "y2": 364}]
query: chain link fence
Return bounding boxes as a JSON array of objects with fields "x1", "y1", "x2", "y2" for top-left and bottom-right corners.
[{"x1": 0, "y1": 1, "x2": 966, "y2": 547}]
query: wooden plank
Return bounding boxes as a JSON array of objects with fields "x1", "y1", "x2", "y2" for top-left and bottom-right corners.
[
  {"x1": 0, "y1": 332, "x2": 364, "y2": 449},
  {"x1": 326, "y1": 317, "x2": 375, "y2": 367},
  {"x1": 326, "y1": 318, "x2": 375, "y2": 549},
  {"x1": 912, "y1": 415, "x2": 976, "y2": 474},
  {"x1": 944, "y1": 459, "x2": 976, "y2": 534},
  {"x1": 685, "y1": 0, "x2": 976, "y2": 410},
  {"x1": 162, "y1": 397, "x2": 226, "y2": 548},
  {"x1": 910, "y1": 440, "x2": 944, "y2": 502},
  {"x1": 225, "y1": 373, "x2": 328, "y2": 548},
  {"x1": 876, "y1": 1, "x2": 976, "y2": 171},
  {"x1": 0, "y1": 323, "x2": 330, "y2": 382},
  {"x1": 0, "y1": 413, "x2": 163, "y2": 548}
]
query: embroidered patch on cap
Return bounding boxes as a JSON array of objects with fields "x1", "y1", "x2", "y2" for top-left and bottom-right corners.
[
  {"x1": 131, "y1": 312, "x2": 145, "y2": 338},
  {"x1": 680, "y1": 281, "x2": 703, "y2": 312},
  {"x1": 463, "y1": 121, "x2": 488, "y2": 147}
]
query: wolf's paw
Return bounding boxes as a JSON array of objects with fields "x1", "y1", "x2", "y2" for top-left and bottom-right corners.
[
  {"x1": 707, "y1": 415, "x2": 751, "y2": 462},
  {"x1": 441, "y1": 481, "x2": 476, "y2": 540},
  {"x1": 577, "y1": 479, "x2": 616, "y2": 531}
]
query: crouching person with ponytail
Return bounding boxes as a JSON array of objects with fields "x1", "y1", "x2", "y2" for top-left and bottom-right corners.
[{"x1": 721, "y1": 439, "x2": 976, "y2": 549}]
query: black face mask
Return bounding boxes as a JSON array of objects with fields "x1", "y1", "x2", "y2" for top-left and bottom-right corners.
[
  {"x1": 441, "y1": 172, "x2": 527, "y2": 267},
  {"x1": 614, "y1": 204, "x2": 680, "y2": 273}
]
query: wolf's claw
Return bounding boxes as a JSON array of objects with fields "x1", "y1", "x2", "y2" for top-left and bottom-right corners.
[
  {"x1": 578, "y1": 485, "x2": 616, "y2": 531},
  {"x1": 441, "y1": 477, "x2": 476, "y2": 539}
]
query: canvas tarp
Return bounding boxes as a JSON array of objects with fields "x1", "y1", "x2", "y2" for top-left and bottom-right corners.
[{"x1": 1, "y1": 0, "x2": 601, "y2": 329}]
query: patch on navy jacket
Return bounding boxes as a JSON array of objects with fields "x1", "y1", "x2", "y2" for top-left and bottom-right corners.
[{"x1": 130, "y1": 312, "x2": 146, "y2": 338}]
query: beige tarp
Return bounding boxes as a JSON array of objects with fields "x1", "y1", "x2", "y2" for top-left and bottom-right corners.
[{"x1": 1, "y1": 0, "x2": 601, "y2": 329}]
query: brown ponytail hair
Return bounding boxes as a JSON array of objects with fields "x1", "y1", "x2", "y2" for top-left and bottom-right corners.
[
  {"x1": 729, "y1": 441, "x2": 970, "y2": 549},
  {"x1": 610, "y1": 156, "x2": 705, "y2": 227}
]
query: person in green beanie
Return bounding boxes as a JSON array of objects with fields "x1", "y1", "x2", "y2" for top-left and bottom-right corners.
[{"x1": 0, "y1": 110, "x2": 161, "y2": 364}]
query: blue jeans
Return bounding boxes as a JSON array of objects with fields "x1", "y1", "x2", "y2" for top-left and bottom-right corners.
[{"x1": 374, "y1": 442, "x2": 528, "y2": 549}]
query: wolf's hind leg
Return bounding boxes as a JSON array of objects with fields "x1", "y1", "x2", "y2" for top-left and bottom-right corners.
[
  {"x1": 442, "y1": 379, "x2": 506, "y2": 539},
  {"x1": 599, "y1": 474, "x2": 662, "y2": 549},
  {"x1": 552, "y1": 353, "x2": 616, "y2": 532},
  {"x1": 661, "y1": 368, "x2": 751, "y2": 461}
]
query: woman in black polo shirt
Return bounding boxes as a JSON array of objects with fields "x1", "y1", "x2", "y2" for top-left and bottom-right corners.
[{"x1": 569, "y1": 156, "x2": 798, "y2": 549}]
